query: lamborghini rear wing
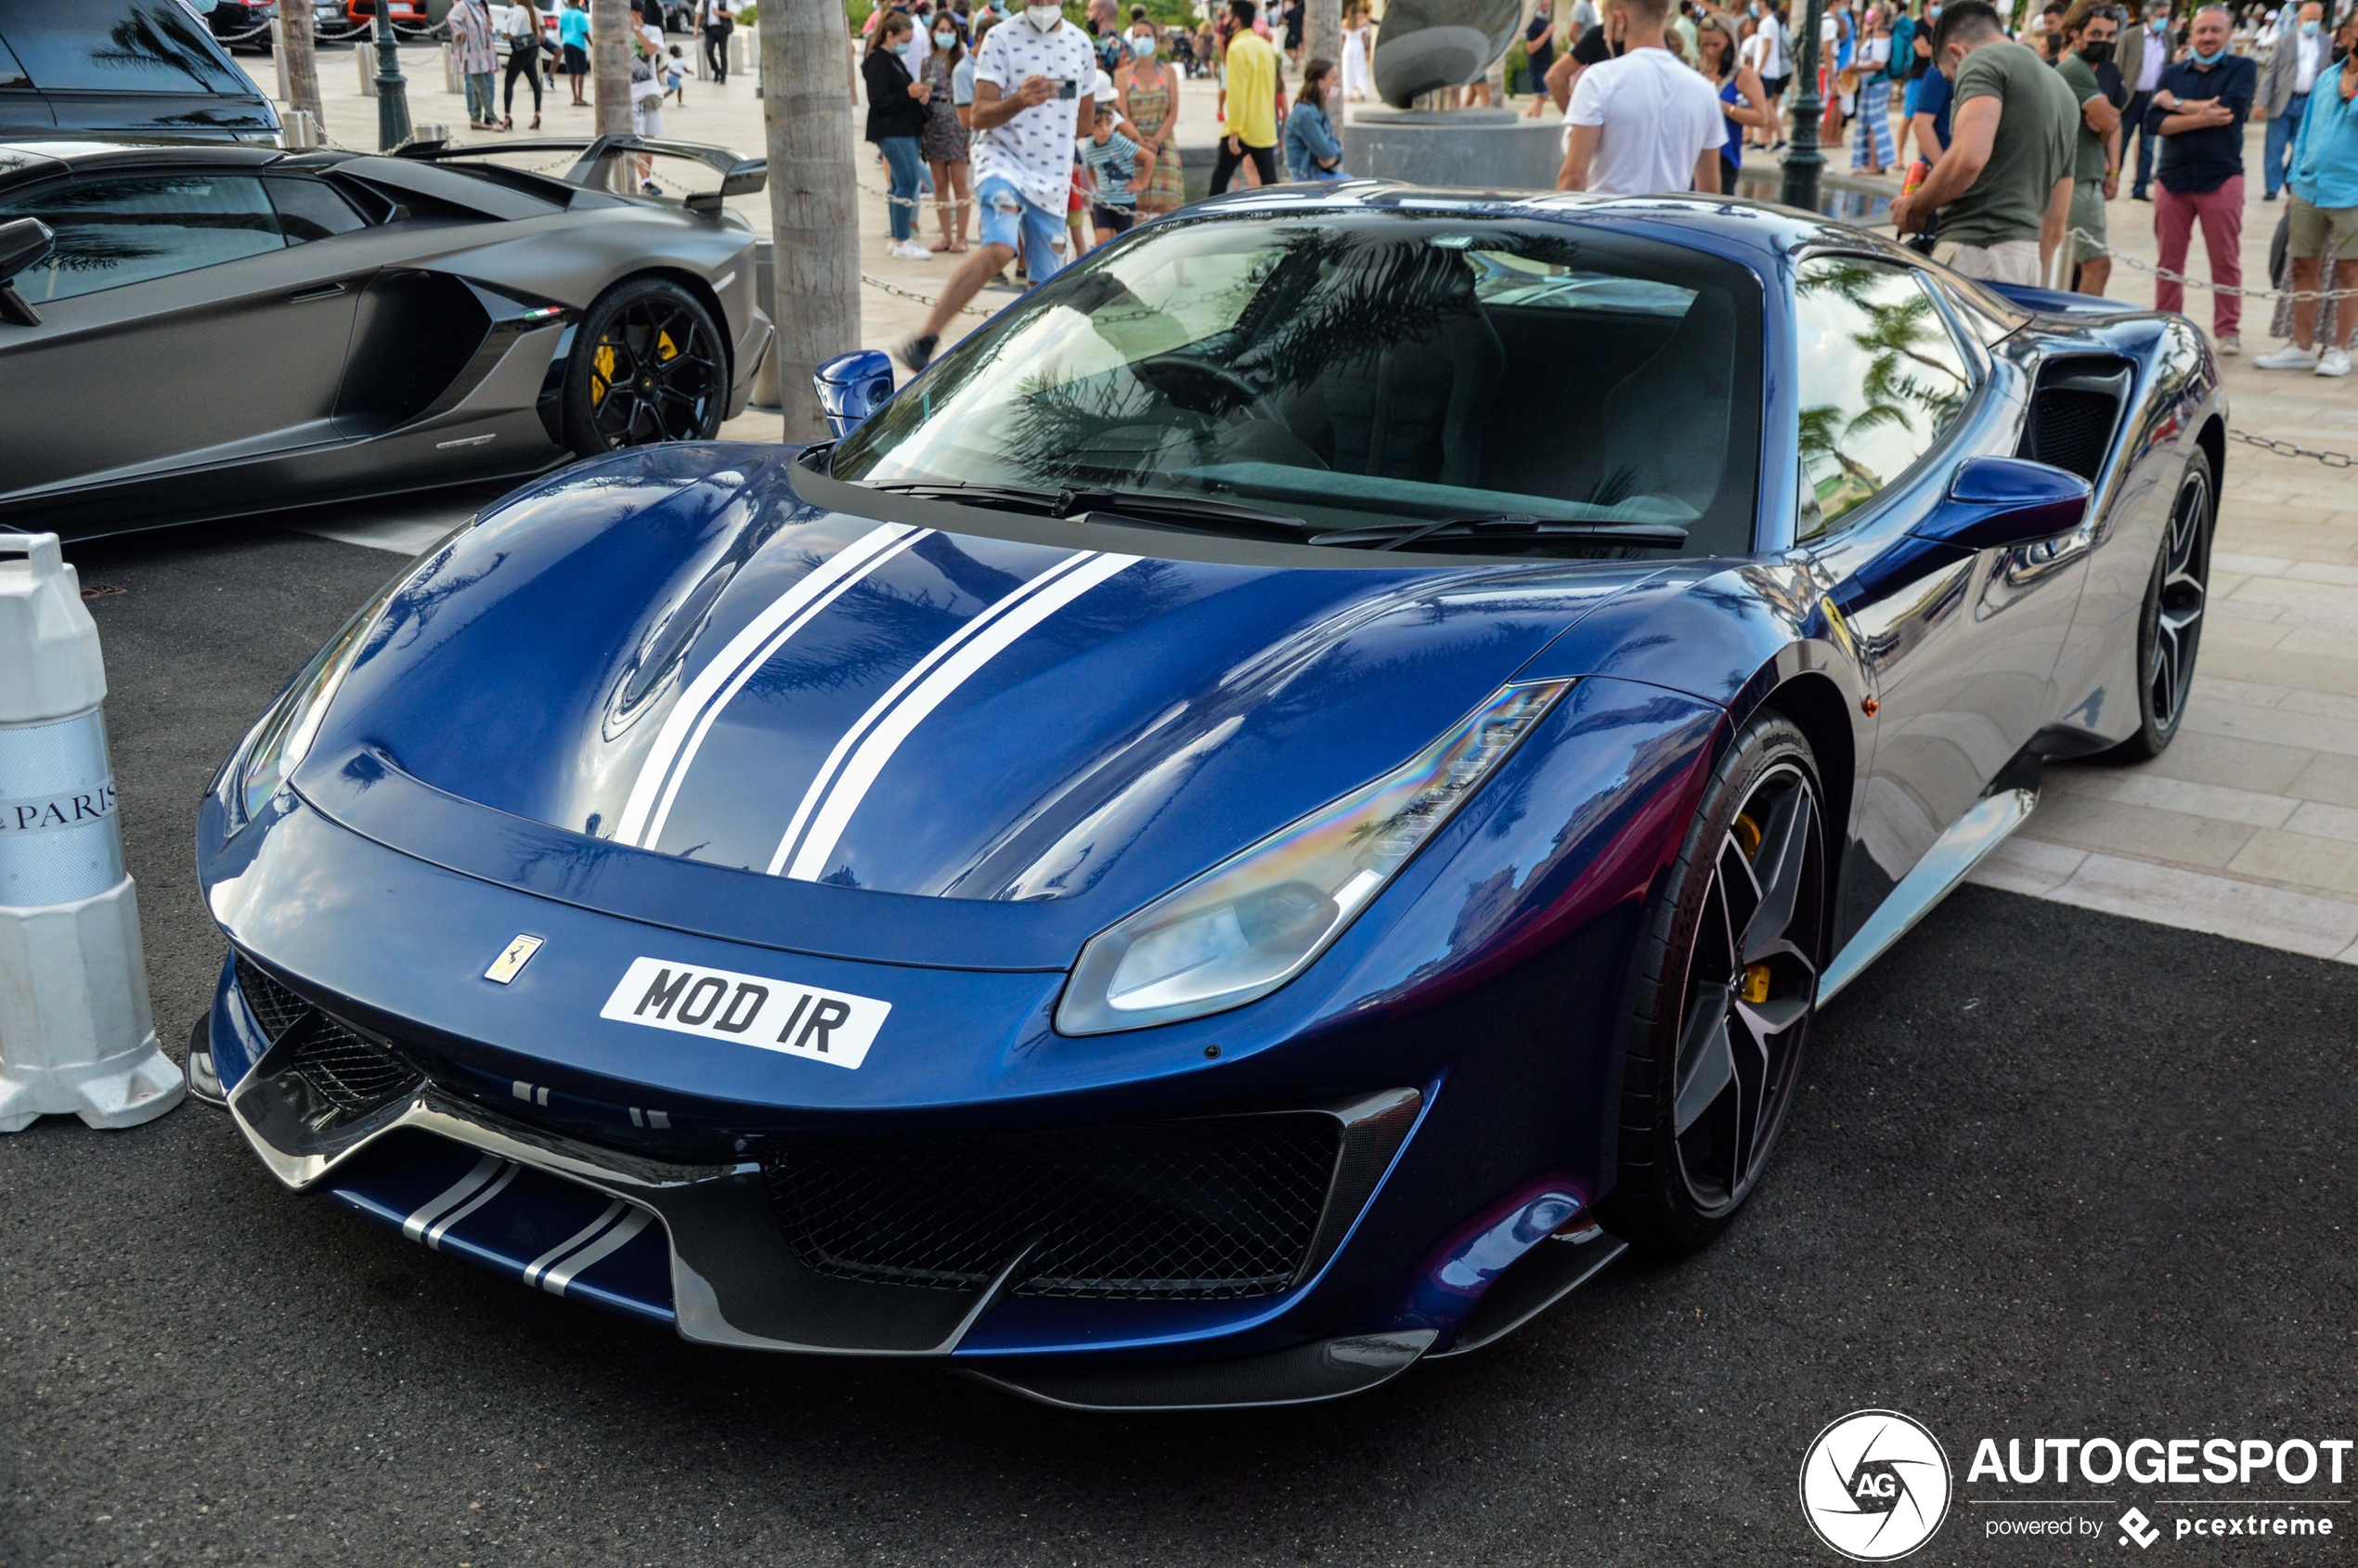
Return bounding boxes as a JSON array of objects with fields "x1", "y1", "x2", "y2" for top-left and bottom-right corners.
[{"x1": 395, "y1": 135, "x2": 766, "y2": 212}]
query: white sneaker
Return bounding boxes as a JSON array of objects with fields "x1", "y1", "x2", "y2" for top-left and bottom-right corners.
[
  {"x1": 2217, "y1": 333, "x2": 2242, "y2": 356},
  {"x1": 2320, "y1": 348, "x2": 2353, "y2": 378},
  {"x1": 888, "y1": 239, "x2": 931, "y2": 261},
  {"x1": 2253, "y1": 343, "x2": 2321, "y2": 370}
]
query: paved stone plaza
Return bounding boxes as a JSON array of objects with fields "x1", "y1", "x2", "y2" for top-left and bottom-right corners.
[{"x1": 289, "y1": 37, "x2": 2358, "y2": 961}]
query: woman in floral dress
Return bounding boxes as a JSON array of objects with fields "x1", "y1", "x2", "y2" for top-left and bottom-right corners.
[
  {"x1": 919, "y1": 16, "x2": 972, "y2": 253},
  {"x1": 1116, "y1": 19, "x2": 1185, "y2": 217}
]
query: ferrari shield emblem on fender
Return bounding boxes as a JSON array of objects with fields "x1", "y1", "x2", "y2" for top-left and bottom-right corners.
[{"x1": 484, "y1": 934, "x2": 545, "y2": 984}]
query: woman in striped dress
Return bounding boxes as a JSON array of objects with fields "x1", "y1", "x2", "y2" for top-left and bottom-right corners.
[{"x1": 1118, "y1": 20, "x2": 1185, "y2": 216}]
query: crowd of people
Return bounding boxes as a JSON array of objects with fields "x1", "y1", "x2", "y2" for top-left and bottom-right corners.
[
  {"x1": 838, "y1": 0, "x2": 2358, "y2": 374},
  {"x1": 1528, "y1": 0, "x2": 2353, "y2": 370}
]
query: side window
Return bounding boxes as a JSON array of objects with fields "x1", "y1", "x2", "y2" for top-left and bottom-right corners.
[
  {"x1": 1793, "y1": 256, "x2": 1977, "y2": 541},
  {"x1": 0, "y1": 1, "x2": 249, "y2": 94},
  {"x1": 266, "y1": 176, "x2": 369, "y2": 243},
  {"x1": 0, "y1": 173, "x2": 283, "y2": 303}
]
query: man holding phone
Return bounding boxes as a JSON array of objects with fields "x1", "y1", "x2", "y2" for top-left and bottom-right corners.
[{"x1": 900, "y1": 0, "x2": 1096, "y2": 370}]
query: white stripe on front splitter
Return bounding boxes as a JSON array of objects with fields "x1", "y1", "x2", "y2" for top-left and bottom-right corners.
[
  {"x1": 540, "y1": 1208, "x2": 653, "y2": 1295},
  {"x1": 522, "y1": 1199, "x2": 625, "y2": 1289},
  {"x1": 614, "y1": 523, "x2": 925, "y2": 848},
  {"x1": 773, "y1": 551, "x2": 1139, "y2": 881},
  {"x1": 423, "y1": 1160, "x2": 519, "y2": 1250},
  {"x1": 401, "y1": 1154, "x2": 504, "y2": 1241},
  {"x1": 763, "y1": 549, "x2": 1106, "y2": 875}
]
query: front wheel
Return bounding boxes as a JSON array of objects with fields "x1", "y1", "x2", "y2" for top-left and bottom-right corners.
[
  {"x1": 1600, "y1": 711, "x2": 1827, "y2": 1254},
  {"x1": 2105, "y1": 447, "x2": 2213, "y2": 761},
  {"x1": 562, "y1": 277, "x2": 729, "y2": 457}
]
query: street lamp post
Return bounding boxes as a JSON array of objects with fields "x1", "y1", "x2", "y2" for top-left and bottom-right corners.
[
  {"x1": 373, "y1": 4, "x2": 412, "y2": 150},
  {"x1": 1780, "y1": 0, "x2": 1828, "y2": 214}
]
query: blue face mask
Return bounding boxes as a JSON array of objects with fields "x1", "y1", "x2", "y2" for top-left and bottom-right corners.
[
  {"x1": 2300, "y1": 18, "x2": 2319, "y2": 33},
  {"x1": 2191, "y1": 43, "x2": 2226, "y2": 61}
]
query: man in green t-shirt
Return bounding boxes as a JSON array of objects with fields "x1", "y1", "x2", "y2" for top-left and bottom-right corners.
[
  {"x1": 2055, "y1": 1, "x2": 2126, "y2": 295},
  {"x1": 1888, "y1": 0, "x2": 2081, "y2": 285}
]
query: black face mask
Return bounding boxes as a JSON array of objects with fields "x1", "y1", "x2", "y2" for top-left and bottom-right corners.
[{"x1": 2079, "y1": 38, "x2": 2115, "y2": 62}]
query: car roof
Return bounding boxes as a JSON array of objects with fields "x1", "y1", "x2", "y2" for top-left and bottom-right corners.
[
  {"x1": 0, "y1": 137, "x2": 307, "y2": 192},
  {"x1": 1178, "y1": 182, "x2": 1898, "y2": 270}
]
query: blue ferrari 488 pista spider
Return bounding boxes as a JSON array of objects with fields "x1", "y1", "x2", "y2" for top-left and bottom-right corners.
[{"x1": 193, "y1": 187, "x2": 2222, "y2": 1409}]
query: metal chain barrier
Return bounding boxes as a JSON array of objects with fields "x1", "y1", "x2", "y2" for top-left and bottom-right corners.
[
  {"x1": 862, "y1": 272, "x2": 994, "y2": 315},
  {"x1": 862, "y1": 180, "x2": 974, "y2": 212},
  {"x1": 2071, "y1": 228, "x2": 2358, "y2": 302},
  {"x1": 2227, "y1": 428, "x2": 2357, "y2": 468}
]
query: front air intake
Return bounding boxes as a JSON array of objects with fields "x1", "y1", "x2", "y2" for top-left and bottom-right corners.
[
  {"x1": 766, "y1": 1113, "x2": 1346, "y2": 1301},
  {"x1": 233, "y1": 950, "x2": 422, "y2": 1127}
]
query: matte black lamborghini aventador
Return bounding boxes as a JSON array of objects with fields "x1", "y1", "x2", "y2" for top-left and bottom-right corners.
[{"x1": 0, "y1": 134, "x2": 773, "y2": 539}]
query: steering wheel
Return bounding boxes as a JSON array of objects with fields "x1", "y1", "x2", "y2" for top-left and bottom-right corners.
[{"x1": 1134, "y1": 353, "x2": 1262, "y2": 414}]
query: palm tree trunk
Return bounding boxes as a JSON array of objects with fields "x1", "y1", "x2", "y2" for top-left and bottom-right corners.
[
  {"x1": 1306, "y1": 0, "x2": 1341, "y2": 87},
  {"x1": 591, "y1": 0, "x2": 633, "y2": 139},
  {"x1": 281, "y1": 3, "x2": 323, "y2": 129},
  {"x1": 762, "y1": 2, "x2": 862, "y2": 444}
]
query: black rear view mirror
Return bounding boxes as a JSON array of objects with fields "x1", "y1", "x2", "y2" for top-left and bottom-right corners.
[{"x1": 0, "y1": 216, "x2": 53, "y2": 326}]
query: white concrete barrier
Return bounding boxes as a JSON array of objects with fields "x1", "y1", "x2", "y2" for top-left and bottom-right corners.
[{"x1": 0, "y1": 535, "x2": 180, "y2": 1133}]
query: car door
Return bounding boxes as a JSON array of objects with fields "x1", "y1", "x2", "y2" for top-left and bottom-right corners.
[
  {"x1": 1789, "y1": 253, "x2": 2083, "y2": 943},
  {"x1": 0, "y1": 162, "x2": 363, "y2": 521}
]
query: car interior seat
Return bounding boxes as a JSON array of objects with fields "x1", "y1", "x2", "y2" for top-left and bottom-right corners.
[{"x1": 1596, "y1": 290, "x2": 1736, "y2": 514}]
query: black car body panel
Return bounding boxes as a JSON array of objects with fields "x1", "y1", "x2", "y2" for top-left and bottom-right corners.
[{"x1": 0, "y1": 0, "x2": 279, "y2": 143}]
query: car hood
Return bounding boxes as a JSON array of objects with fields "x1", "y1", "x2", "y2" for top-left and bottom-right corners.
[{"x1": 298, "y1": 445, "x2": 1665, "y2": 961}]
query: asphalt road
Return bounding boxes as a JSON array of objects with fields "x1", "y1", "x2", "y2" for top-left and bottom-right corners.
[{"x1": 3, "y1": 522, "x2": 2352, "y2": 1567}]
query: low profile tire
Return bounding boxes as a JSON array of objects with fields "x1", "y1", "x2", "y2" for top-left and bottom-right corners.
[
  {"x1": 562, "y1": 276, "x2": 729, "y2": 457},
  {"x1": 1600, "y1": 711, "x2": 1828, "y2": 1254},
  {"x1": 2105, "y1": 447, "x2": 2214, "y2": 761}
]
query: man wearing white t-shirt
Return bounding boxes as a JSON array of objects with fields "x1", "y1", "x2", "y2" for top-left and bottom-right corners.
[
  {"x1": 1556, "y1": 0, "x2": 1728, "y2": 193},
  {"x1": 899, "y1": 1, "x2": 1097, "y2": 370}
]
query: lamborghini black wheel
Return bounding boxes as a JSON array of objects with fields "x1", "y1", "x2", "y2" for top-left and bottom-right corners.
[
  {"x1": 563, "y1": 278, "x2": 728, "y2": 457},
  {"x1": 2105, "y1": 448, "x2": 2213, "y2": 761},
  {"x1": 1600, "y1": 711, "x2": 1826, "y2": 1253}
]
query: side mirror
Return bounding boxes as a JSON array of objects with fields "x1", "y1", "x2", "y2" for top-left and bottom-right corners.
[
  {"x1": 0, "y1": 217, "x2": 54, "y2": 327},
  {"x1": 813, "y1": 350, "x2": 895, "y2": 440},
  {"x1": 1912, "y1": 456, "x2": 2091, "y2": 551}
]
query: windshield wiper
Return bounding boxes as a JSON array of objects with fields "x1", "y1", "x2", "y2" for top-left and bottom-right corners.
[
  {"x1": 865, "y1": 482, "x2": 1304, "y2": 535},
  {"x1": 1309, "y1": 514, "x2": 1690, "y2": 552}
]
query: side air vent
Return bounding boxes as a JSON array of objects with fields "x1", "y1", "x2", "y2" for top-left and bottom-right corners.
[{"x1": 2020, "y1": 359, "x2": 2132, "y2": 483}]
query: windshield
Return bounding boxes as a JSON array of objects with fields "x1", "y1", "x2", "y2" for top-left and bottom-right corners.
[{"x1": 830, "y1": 212, "x2": 1765, "y2": 558}]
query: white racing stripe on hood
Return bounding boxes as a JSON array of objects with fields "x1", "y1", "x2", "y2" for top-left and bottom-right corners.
[
  {"x1": 615, "y1": 523, "x2": 926, "y2": 849},
  {"x1": 770, "y1": 551, "x2": 1139, "y2": 882}
]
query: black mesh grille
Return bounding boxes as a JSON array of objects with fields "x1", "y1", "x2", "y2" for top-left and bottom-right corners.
[
  {"x1": 279, "y1": 1011, "x2": 420, "y2": 1116},
  {"x1": 766, "y1": 1115, "x2": 1343, "y2": 1301},
  {"x1": 234, "y1": 953, "x2": 311, "y2": 1043},
  {"x1": 2031, "y1": 388, "x2": 2118, "y2": 482}
]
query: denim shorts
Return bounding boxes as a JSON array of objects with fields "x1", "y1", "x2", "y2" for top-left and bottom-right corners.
[{"x1": 976, "y1": 175, "x2": 1068, "y2": 280}]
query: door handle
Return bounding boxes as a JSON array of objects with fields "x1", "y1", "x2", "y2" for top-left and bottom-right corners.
[{"x1": 287, "y1": 281, "x2": 349, "y2": 303}]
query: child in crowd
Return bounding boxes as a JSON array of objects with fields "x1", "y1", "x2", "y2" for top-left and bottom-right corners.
[
  {"x1": 666, "y1": 44, "x2": 688, "y2": 103},
  {"x1": 1079, "y1": 98, "x2": 1153, "y2": 249}
]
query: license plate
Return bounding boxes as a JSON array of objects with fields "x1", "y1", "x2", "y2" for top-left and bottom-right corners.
[{"x1": 599, "y1": 957, "x2": 890, "y2": 1070}]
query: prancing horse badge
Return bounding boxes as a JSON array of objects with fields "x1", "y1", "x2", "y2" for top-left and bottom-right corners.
[{"x1": 484, "y1": 934, "x2": 545, "y2": 984}]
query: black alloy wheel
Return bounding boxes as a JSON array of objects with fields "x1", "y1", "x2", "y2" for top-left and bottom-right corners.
[
  {"x1": 1602, "y1": 712, "x2": 1827, "y2": 1253},
  {"x1": 563, "y1": 278, "x2": 728, "y2": 457},
  {"x1": 2109, "y1": 448, "x2": 2213, "y2": 760}
]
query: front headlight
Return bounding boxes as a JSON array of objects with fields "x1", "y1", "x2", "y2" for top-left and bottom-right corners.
[
  {"x1": 1056, "y1": 680, "x2": 1572, "y2": 1036},
  {"x1": 217, "y1": 528, "x2": 467, "y2": 831}
]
